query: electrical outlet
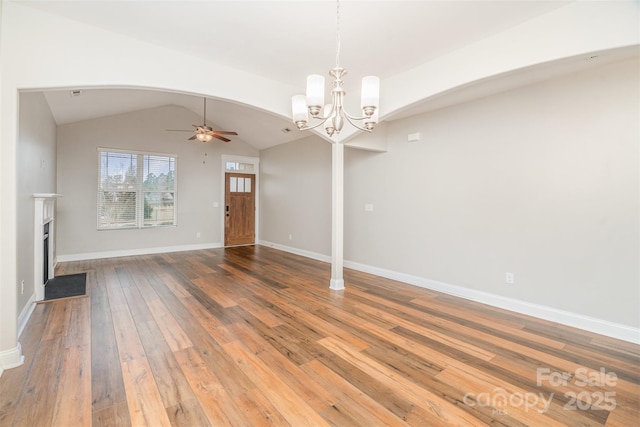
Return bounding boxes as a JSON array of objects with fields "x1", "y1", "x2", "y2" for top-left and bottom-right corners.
[
  {"x1": 21, "y1": 280, "x2": 24, "y2": 294},
  {"x1": 288, "y1": 234, "x2": 293, "y2": 240},
  {"x1": 196, "y1": 232, "x2": 201, "y2": 238},
  {"x1": 505, "y1": 272, "x2": 514, "y2": 284}
]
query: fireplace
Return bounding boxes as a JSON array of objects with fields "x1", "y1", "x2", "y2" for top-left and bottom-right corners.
[{"x1": 34, "y1": 194, "x2": 61, "y2": 301}]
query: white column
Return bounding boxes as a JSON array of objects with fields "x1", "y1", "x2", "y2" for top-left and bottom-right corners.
[
  {"x1": 330, "y1": 141, "x2": 345, "y2": 290},
  {"x1": 0, "y1": 86, "x2": 24, "y2": 377}
]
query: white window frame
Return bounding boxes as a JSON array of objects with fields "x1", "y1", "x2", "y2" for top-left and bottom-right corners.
[{"x1": 97, "y1": 147, "x2": 178, "y2": 230}]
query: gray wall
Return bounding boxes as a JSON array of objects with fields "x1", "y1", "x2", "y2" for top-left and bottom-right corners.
[
  {"x1": 56, "y1": 105, "x2": 258, "y2": 257},
  {"x1": 260, "y1": 57, "x2": 640, "y2": 329},
  {"x1": 17, "y1": 92, "x2": 57, "y2": 314},
  {"x1": 259, "y1": 135, "x2": 331, "y2": 255}
]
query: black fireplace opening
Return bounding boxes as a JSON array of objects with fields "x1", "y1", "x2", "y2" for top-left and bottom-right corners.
[{"x1": 43, "y1": 222, "x2": 49, "y2": 285}]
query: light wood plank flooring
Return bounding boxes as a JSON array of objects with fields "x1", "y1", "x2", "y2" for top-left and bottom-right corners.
[{"x1": 0, "y1": 246, "x2": 638, "y2": 426}]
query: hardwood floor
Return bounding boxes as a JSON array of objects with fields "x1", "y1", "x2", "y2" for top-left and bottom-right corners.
[{"x1": 0, "y1": 245, "x2": 638, "y2": 426}]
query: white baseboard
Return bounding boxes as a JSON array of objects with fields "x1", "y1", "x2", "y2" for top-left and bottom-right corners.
[
  {"x1": 258, "y1": 241, "x2": 640, "y2": 344},
  {"x1": 57, "y1": 242, "x2": 223, "y2": 262},
  {"x1": 343, "y1": 260, "x2": 640, "y2": 345},
  {"x1": 17, "y1": 293, "x2": 36, "y2": 338},
  {"x1": 258, "y1": 240, "x2": 331, "y2": 263},
  {"x1": 0, "y1": 343, "x2": 24, "y2": 377}
]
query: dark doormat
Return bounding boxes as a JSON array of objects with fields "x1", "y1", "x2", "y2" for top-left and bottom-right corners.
[{"x1": 44, "y1": 273, "x2": 87, "y2": 301}]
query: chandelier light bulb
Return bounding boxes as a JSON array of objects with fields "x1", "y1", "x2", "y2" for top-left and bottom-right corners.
[
  {"x1": 306, "y1": 75, "x2": 325, "y2": 115},
  {"x1": 361, "y1": 76, "x2": 380, "y2": 110},
  {"x1": 292, "y1": 95, "x2": 309, "y2": 126}
]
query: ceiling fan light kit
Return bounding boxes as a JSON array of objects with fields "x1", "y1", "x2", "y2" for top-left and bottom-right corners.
[
  {"x1": 195, "y1": 133, "x2": 213, "y2": 142},
  {"x1": 291, "y1": 0, "x2": 379, "y2": 137},
  {"x1": 181, "y1": 97, "x2": 238, "y2": 143}
]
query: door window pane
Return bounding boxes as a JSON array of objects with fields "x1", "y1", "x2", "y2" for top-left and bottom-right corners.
[{"x1": 225, "y1": 161, "x2": 254, "y2": 172}]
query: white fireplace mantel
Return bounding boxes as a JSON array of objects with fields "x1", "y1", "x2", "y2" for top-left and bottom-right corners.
[{"x1": 33, "y1": 193, "x2": 62, "y2": 301}]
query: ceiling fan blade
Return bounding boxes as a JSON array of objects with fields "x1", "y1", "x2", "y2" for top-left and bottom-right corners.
[
  {"x1": 180, "y1": 99, "x2": 234, "y2": 142},
  {"x1": 212, "y1": 134, "x2": 231, "y2": 142},
  {"x1": 211, "y1": 131, "x2": 238, "y2": 135}
]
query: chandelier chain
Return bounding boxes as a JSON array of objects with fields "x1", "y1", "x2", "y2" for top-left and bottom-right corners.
[{"x1": 335, "y1": 0, "x2": 341, "y2": 68}]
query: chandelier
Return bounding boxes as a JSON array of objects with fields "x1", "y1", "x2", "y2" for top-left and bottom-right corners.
[{"x1": 291, "y1": 0, "x2": 379, "y2": 137}]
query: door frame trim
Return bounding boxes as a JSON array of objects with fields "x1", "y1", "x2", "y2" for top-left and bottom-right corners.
[{"x1": 221, "y1": 155, "x2": 259, "y2": 247}]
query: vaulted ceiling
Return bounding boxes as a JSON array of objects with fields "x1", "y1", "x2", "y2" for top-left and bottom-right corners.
[{"x1": 13, "y1": 0, "x2": 638, "y2": 150}]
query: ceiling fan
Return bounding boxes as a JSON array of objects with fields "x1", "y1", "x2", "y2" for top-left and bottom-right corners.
[{"x1": 166, "y1": 97, "x2": 238, "y2": 142}]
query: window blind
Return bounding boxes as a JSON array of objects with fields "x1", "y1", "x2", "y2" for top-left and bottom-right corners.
[{"x1": 97, "y1": 149, "x2": 177, "y2": 230}]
